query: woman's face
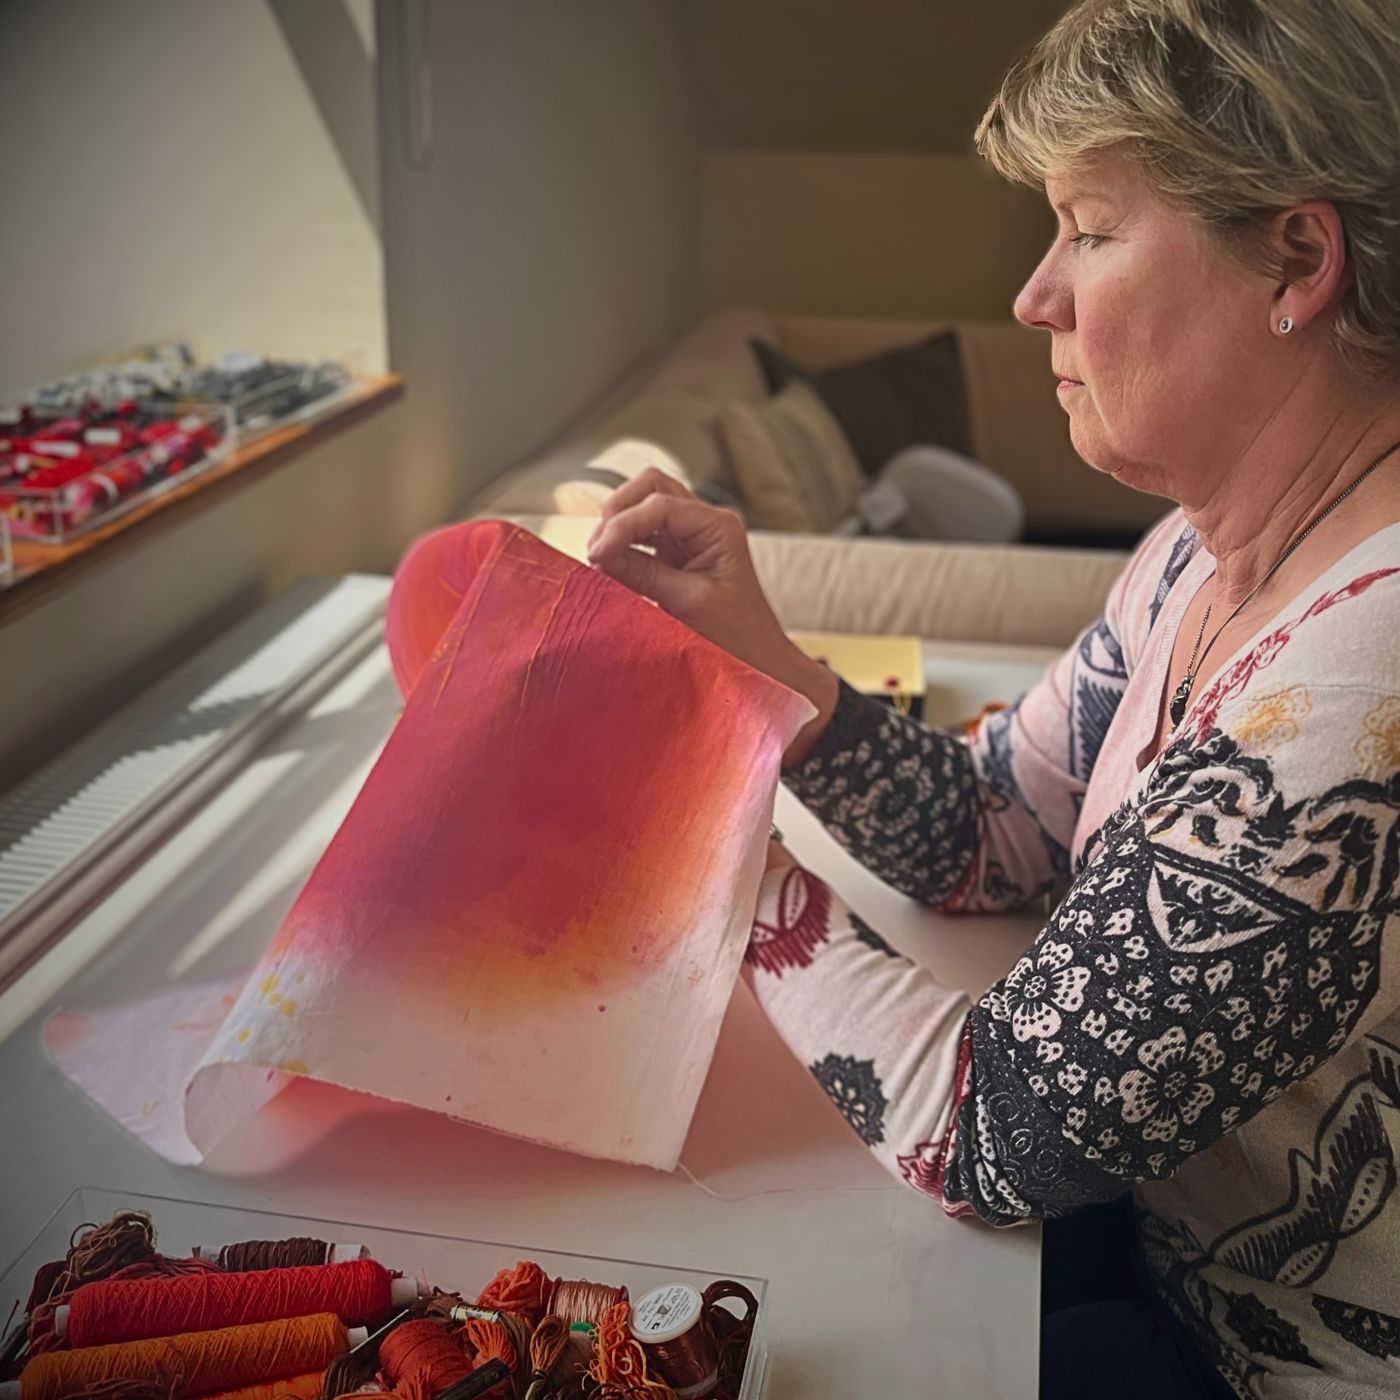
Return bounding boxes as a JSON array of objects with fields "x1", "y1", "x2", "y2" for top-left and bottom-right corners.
[{"x1": 1015, "y1": 152, "x2": 1278, "y2": 501}]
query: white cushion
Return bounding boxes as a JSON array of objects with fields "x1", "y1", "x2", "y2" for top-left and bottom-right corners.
[
  {"x1": 717, "y1": 381, "x2": 865, "y2": 533},
  {"x1": 880, "y1": 444, "x2": 1024, "y2": 543},
  {"x1": 586, "y1": 438, "x2": 691, "y2": 486}
]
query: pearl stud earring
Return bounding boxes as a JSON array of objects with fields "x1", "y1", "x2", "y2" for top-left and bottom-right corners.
[{"x1": 1279, "y1": 316, "x2": 1294, "y2": 334}]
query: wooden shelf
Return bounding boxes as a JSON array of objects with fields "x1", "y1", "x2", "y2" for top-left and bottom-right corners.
[{"x1": 0, "y1": 374, "x2": 403, "y2": 625}]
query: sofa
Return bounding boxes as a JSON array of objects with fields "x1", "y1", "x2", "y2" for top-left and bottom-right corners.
[
  {"x1": 475, "y1": 306, "x2": 1146, "y2": 699},
  {"x1": 472, "y1": 306, "x2": 1171, "y2": 548}
]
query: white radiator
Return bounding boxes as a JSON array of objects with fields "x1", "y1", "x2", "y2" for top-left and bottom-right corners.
[{"x1": 0, "y1": 574, "x2": 390, "y2": 990}]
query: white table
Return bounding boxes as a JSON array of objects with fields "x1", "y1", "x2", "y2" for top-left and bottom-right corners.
[{"x1": 0, "y1": 611, "x2": 1055, "y2": 1397}]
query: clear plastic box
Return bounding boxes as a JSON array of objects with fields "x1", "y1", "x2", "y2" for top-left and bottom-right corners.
[
  {"x1": 213, "y1": 360, "x2": 357, "y2": 444},
  {"x1": 0, "y1": 1188, "x2": 770, "y2": 1399},
  {"x1": 0, "y1": 402, "x2": 233, "y2": 544}
]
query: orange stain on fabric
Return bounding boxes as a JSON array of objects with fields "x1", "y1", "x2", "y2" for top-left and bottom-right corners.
[{"x1": 263, "y1": 521, "x2": 808, "y2": 1013}]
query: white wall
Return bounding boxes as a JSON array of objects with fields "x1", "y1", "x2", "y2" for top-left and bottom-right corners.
[
  {"x1": 377, "y1": 0, "x2": 701, "y2": 518},
  {"x1": 700, "y1": 151, "x2": 1053, "y2": 319},
  {"x1": 0, "y1": 0, "x2": 701, "y2": 788},
  {"x1": 0, "y1": 0, "x2": 386, "y2": 398}
]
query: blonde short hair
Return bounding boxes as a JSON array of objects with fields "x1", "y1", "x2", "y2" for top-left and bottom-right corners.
[{"x1": 976, "y1": 0, "x2": 1400, "y2": 378}]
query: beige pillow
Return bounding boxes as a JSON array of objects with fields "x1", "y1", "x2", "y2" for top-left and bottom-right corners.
[{"x1": 718, "y1": 380, "x2": 864, "y2": 532}]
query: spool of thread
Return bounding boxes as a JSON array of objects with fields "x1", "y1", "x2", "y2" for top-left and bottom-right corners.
[
  {"x1": 198, "y1": 1242, "x2": 368, "y2": 1271},
  {"x1": 629, "y1": 1285, "x2": 718, "y2": 1399},
  {"x1": 53, "y1": 1262, "x2": 415, "y2": 1345},
  {"x1": 205, "y1": 1371, "x2": 325, "y2": 1400},
  {"x1": 24, "y1": 1209, "x2": 222, "y2": 1354},
  {"x1": 7, "y1": 1313, "x2": 366, "y2": 1400},
  {"x1": 550, "y1": 1279, "x2": 628, "y2": 1331}
]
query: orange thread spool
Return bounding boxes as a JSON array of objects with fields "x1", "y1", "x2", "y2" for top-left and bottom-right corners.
[
  {"x1": 15, "y1": 1314, "x2": 351, "y2": 1400},
  {"x1": 550, "y1": 1280, "x2": 627, "y2": 1331},
  {"x1": 378, "y1": 1319, "x2": 472, "y2": 1400},
  {"x1": 204, "y1": 1372, "x2": 325, "y2": 1400}
]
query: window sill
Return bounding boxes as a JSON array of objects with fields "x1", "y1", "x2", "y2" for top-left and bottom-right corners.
[{"x1": 0, "y1": 373, "x2": 404, "y2": 627}]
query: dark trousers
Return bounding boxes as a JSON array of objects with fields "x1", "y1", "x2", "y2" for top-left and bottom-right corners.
[{"x1": 1040, "y1": 1195, "x2": 1237, "y2": 1400}]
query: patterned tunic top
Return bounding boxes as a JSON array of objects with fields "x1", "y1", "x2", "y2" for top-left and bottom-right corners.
[{"x1": 746, "y1": 511, "x2": 1400, "y2": 1397}]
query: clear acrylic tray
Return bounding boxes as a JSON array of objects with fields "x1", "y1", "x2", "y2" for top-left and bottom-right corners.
[
  {"x1": 0, "y1": 1188, "x2": 770, "y2": 1399},
  {"x1": 0, "y1": 402, "x2": 233, "y2": 544}
]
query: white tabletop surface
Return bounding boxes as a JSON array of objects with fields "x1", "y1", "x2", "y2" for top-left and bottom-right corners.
[{"x1": 0, "y1": 629, "x2": 1055, "y2": 1398}]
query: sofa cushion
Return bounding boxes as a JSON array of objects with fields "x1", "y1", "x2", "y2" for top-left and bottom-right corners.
[
  {"x1": 718, "y1": 380, "x2": 864, "y2": 533},
  {"x1": 881, "y1": 445, "x2": 1025, "y2": 543},
  {"x1": 750, "y1": 332, "x2": 971, "y2": 477},
  {"x1": 592, "y1": 390, "x2": 734, "y2": 490}
]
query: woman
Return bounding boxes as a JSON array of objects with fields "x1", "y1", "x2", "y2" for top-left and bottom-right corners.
[{"x1": 590, "y1": 0, "x2": 1400, "y2": 1395}]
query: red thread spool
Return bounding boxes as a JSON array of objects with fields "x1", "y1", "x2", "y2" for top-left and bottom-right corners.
[
  {"x1": 629, "y1": 1284, "x2": 719, "y2": 1399},
  {"x1": 15, "y1": 1313, "x2": 357, "y2": 1400},
  {"x1": 56, "y1": 1260, "x2": 413, "y2": 1346}
]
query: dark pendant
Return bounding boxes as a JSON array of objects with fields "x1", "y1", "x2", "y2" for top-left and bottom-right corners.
[{"x1": 1169, "y1": 675, "x2": 1194, "y2": 728}]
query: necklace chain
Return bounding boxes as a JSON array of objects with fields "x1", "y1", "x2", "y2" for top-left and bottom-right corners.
[{"x1": 1168, "y1": 436, "x2": 1400, "y2": 730}]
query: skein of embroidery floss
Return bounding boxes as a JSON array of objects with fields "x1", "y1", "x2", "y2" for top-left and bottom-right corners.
[
  {"x1": 52, "y1": 1262, "x2": 416, "y2": 1345},
  {"x1": 432, "y1": 1362, "x2": 511, "y2": 1400},
  {"x1": 591, "y1": 1302, "x2": 674, "y2": 1398},
  {"x1": 1, "y1": 1314, "x2": 367, "y2": 1400},
  {"x1": 198, "y1": 1240, "x2": 368, "y2": 1272},
  {"x1": 700, "y1": 1280, "x2": 759, "y2": 1395},
  {"x1": 377, "y1": 1318, "x2": 474, "y2": 1400},
  {"x1": 628, "y1": 1286, "x2": 718, "y2": 1399},
  {"x1": 522, "y1": 1316, "x2": 592, "y2": 1400},
  {"x1": 473, "y1": 1262, "x2": 551, "y2": 1328}
]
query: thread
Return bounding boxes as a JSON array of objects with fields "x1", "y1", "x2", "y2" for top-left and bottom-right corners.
[
  {"x1": 628, "y1": 1286, "x2": 717, "y2": 1398},
  {"x1": 17, "y1": 1313, "x2": 350, "y2": 1400},
  {"x1": 431, "y1": 1363, "x2": 509, "y2": 1400},
  {"x1": 377, "y1": 1319, "x2": 473, "y2": 1400},
  {"x1": 472, "y1": 1263, "x2": 550, "y2": 1329},
  {"x1": 590, "y1": 1302, "x2": 676, "y2": 1399},
  {"x1": 522, "y1": 1316, "x2": 591, "y2": 1400},
  {"x1": 28, "y1": 1214, "x2": 221, "y2": 1354},
  {"x1": 701, "y1": 1282, "x2": 758, "y2": 1399},
  {"x1": 550, "y1": 1280, "x2": 627, "y2": 1332},
  {"x1": 212, "y1": 1242, "x2": 333, "y2": 1274},
  {"x1": 204, "y1": 1372, "x2": 324, "y2": 1400},
  {"x1": 19, "y1": 1383, "x2": 174, "y2": 1400},
  {"x1": 457, "y1": 1320, "x2": 512, "y2": 1399},
  {"x1": 62, "y1": 1262, "x2": 397, "y2": 1346}
]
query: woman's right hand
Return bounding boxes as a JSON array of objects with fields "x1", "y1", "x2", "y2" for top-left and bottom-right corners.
[{"x1": 586, "y1": 467, "x2": 840, "y2": 766}]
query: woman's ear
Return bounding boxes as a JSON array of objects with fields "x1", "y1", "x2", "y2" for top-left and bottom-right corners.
[{"x1": 1268, "y1": 200, "x2": 1348, "y2": 336}]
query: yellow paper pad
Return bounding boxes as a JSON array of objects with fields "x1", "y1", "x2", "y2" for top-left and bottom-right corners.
[{"x1": 789, "y1": 631, "x2": 926, "y2": 699}]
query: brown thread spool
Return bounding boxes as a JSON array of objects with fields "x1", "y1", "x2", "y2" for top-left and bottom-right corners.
[
  {"x1": 628, "y1": 1284, "x2": 718, "y2": 1399},
  {"x1": 200, "y1": 1240, "x2": 364, "y2": 1272},
  {"x1": 550, "y1": 1280, "x2": 627, "y2": 1331}
]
